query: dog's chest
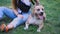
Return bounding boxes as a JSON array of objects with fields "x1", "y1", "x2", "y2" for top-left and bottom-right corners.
[{"x1": 29, "y1": 16, "x2": 43, "y2": 25}]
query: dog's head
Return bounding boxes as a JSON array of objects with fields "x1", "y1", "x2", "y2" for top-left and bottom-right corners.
[
  {"x1": 33, "y1": 5, "x2": 45, "y2": 19},
  {"x1": 34, "y1": 5, "x2": 44, "y2": 16}
]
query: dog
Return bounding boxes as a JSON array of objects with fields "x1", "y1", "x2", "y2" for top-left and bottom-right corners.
[{"x1": 24, "y1": 4, "x2": 46, "y2": 32}]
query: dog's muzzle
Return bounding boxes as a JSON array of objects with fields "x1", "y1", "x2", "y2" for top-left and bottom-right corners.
[
  {"x1": 40, "y1": 12, "x2": 43, "y2": 16},
  {"x1": 36, "y1": 9, "x2": 43, "y2": 16},
  {"x1": 35, "y1": 13, "x2": 43, "y2": 20}
]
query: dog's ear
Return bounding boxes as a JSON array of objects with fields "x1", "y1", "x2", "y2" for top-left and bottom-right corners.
[
  {"x1": 43, "y1": 13, "x2": 46, "y2": 20},
  {"x1": 42, "y1": 5, "x2": 44, "y2": 9}
]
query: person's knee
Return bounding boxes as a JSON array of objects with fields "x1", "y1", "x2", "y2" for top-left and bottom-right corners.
[
  {"x1": 0, "y1": 7, "x2": 5, "y2": 9},
  {"x1": 0, "y1": 7, "x2": 7, "y2": 11},
  {"x1": 23, "y1": 15, "x2": 29, "y2": 21}
]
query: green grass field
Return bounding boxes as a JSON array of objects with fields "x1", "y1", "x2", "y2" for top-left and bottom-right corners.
[{"x1": 0, "y1": 0, "x2": 60, "y2": 34}]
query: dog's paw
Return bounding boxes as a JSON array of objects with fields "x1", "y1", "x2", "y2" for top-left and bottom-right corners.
[
  {"x1": 24, "y1": 27, "x2": 28, "y2": 30},
  {"x1": 37, "y1": 29, "x2": 41, "y2": 32}
]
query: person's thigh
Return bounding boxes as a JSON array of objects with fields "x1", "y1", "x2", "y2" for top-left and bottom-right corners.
[
  {"x1": 9, "y1": 14, "x2": 29, "y2": 28},
  {"x1": 0, "y1": 7, "x2": 4, "y2": 19},
  {"x1": 8, "y1": 11, "x2": 31, "y2": 28},
  {"x1": 22, "y1": 11, "x2": 31, "y2": 22},
  {"x1": 2, "y1": 7, "x2": 16, "y2": 19},
  {"x1": 22, "y1": 13, "x2": 29, "y2": 22}
]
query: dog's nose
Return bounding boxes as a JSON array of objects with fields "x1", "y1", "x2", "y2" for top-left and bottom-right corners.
[
  {"x1": 37, "y1": 9, "x2": 40, "y2": 11},
  {"x1": 40, "y1": 12, "x2": 43, "y2": 15}
]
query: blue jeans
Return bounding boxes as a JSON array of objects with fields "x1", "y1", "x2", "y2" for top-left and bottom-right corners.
[
  {"x1": 0, "y1": 7, "x2": 31, "y2": 28},
  {"x1": 0, "y1": 7, "x2": 17, "y2": 19}
]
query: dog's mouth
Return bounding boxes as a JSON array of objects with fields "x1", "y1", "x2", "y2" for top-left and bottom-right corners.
[
  {"x1": 35, "y1": 12, "x2": 43, "y2": 16},
  {"x1": 35, "y1": 13, "x2": 44, "y2": 20}
]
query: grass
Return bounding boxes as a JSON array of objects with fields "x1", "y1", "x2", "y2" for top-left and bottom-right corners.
[{"x1": 0, "y1": 0, "x2": 60, "y2": 34}]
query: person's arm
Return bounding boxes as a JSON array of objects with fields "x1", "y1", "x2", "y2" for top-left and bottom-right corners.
[
  {"x1": 11, "y1": 0, "x2": 19, "y2": 16},
  {"x1": 11, "y1": 0, "x2": 23, "y2": 18}
]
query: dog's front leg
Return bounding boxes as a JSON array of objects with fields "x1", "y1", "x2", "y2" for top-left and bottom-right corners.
[
  {"x1": 24, "y1": 15, "x2": 32, "y2": 30},
  {"x1": 37, "y1": 23, "x2": 44, "y2": 32},
  {"x1": 24, "y1": 21, "x2": 29, "y2": 30}
]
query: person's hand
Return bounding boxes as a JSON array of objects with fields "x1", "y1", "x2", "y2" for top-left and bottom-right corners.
[{"x1": 17, "y1": 14, "x2": 23, "y2": 18}]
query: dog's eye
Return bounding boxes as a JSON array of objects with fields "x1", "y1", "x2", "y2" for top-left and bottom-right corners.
[
  {"x1": 37, "y1": 9, "x2": 40, "y2": 11},
  {"x1": 42, "y1": 8, "x2": 44, "y2": 10}
]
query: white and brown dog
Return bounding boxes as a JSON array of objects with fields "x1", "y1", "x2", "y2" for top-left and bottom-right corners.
[{"x1": 24, "y1": 4, "x2": 46, "y2": 32}]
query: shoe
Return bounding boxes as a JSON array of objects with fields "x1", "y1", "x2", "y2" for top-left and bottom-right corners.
[
  {"x1": 0, "y1": 24, "x2": 6, "y2": 31},
  {"x1": 5, "y1": 26, "x2": 8, "y2": 32}
]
